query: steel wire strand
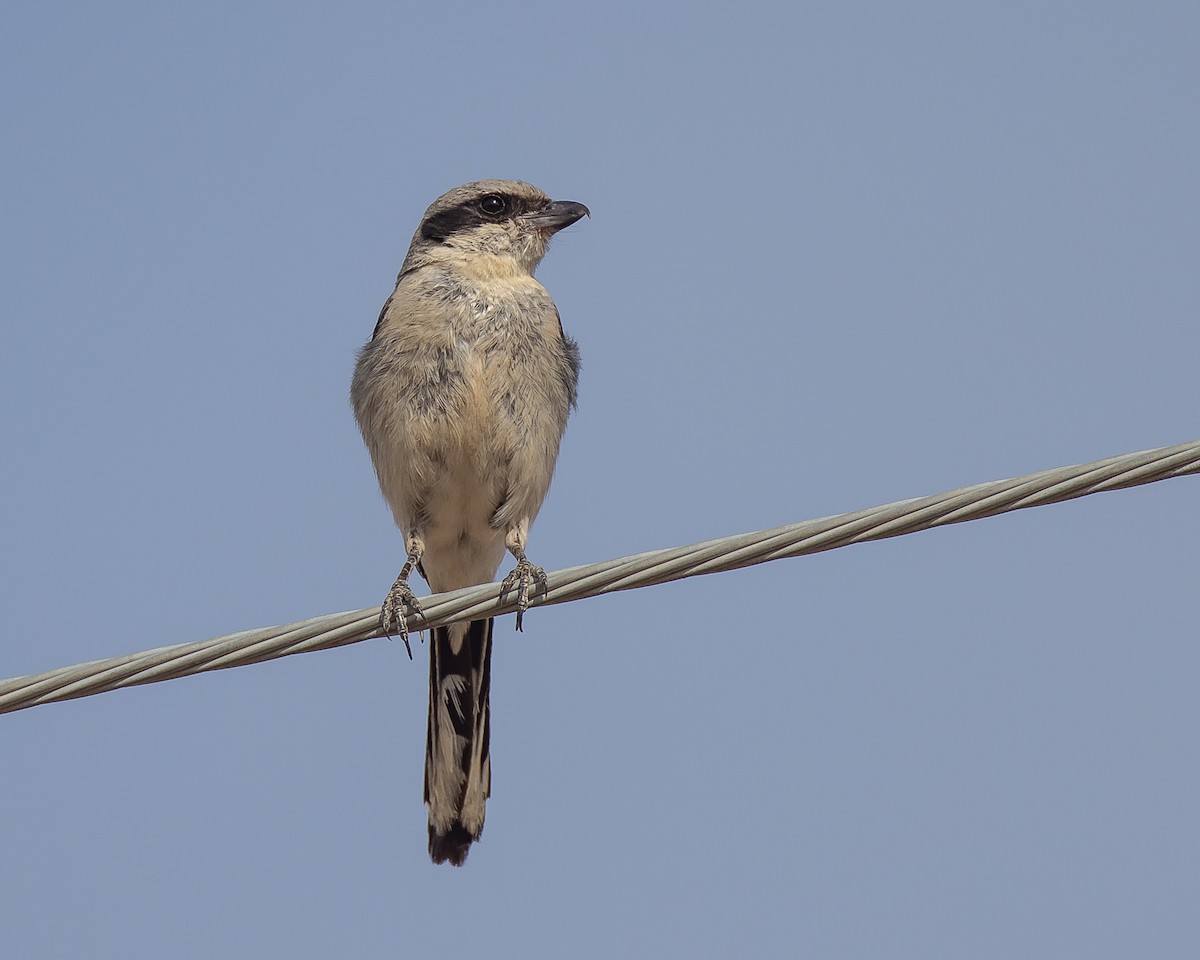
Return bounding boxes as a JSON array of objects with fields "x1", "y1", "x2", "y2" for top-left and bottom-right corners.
[{"x1": 1, "y1": 439, "x2": 1196, "y2": 715}]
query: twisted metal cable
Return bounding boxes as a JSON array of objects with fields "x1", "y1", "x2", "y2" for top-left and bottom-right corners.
[{"x1": 2, "y1": 439, "x2": 1197, "y2": 716}]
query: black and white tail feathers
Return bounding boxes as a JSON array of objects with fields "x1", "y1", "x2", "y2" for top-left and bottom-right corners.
[{"x1": 425, "y1": 617, "x2": 492, "y2": 866}]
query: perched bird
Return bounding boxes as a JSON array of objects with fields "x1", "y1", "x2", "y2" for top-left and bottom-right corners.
[{"x1": 350, "y1": 180, "x2": 587, "y2": 865}]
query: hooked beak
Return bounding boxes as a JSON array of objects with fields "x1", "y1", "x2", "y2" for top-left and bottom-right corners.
[{"x1": 521, "y1": 199, "x2": 590, "y2": 233}]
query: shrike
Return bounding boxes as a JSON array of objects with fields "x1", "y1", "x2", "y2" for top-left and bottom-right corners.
[{"x1": 351, "y1": 180, "x2": 587, "y2": 865}]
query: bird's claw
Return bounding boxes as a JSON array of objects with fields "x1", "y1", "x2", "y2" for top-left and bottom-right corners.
[
  {"x1": 500, "y1": 558, "x2": 548, "y2": 632},
  {"x1": 381, "y1": 579, "x2": 423, "y2": 659}
]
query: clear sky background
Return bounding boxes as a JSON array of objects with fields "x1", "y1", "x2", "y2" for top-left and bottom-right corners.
[{"x1": 3, "y1": 3, "x2": 1198, "y2": 957}]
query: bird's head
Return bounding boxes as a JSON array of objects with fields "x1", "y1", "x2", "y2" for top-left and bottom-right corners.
[{"x1": 404, "y1": 180, "x2": 589, "y2": 277}]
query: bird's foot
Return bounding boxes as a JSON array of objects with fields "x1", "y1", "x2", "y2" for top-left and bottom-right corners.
[
  {"x1": 500, "y1": 557, "x2": 548, "y2": 632},
  {"x1": 381, "y1": 575, "x2": 423, "y2": 659}
]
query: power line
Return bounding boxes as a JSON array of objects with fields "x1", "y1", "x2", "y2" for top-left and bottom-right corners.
[{"x1": 2, "y1": 439, "x2": 1196, "y2": 716}]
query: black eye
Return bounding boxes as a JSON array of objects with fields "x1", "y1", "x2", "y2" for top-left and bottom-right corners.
[{"x1": 478, "y1": 194, "x2": 508, "y2": 216}]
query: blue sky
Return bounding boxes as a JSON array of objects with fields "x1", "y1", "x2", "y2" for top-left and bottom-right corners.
[{"x1": 3, "y1": 2, "x2": 1198, "y2": 957}]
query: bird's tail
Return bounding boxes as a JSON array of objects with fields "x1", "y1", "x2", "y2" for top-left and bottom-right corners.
[{"x1": 425, "y1": 617, "x2": 493, "y2": 866}]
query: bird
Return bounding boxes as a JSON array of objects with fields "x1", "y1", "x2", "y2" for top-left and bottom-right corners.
[{"x1": 350, "y1": 180, "x2": 588, "y2": 865}]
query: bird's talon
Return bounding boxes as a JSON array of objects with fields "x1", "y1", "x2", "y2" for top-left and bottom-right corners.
[
  {"x1": 500, "y1": 558, "x2": 547, "y2": 631},
  {"x1": 381, "y1": 581, "x2": 423, "y2": 659}
]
